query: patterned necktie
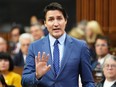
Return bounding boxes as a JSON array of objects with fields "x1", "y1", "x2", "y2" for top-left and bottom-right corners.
[{"x1": 53, "y1": 40, "x2": 60, "y2": 77}]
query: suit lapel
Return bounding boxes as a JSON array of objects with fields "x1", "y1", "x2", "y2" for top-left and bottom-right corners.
[
  {"x1": 42, "y1": 36, "x2": 55, "y2": 77},
  {"x1": 57, "y1": 35, "x2": 73, "y2": 78}
]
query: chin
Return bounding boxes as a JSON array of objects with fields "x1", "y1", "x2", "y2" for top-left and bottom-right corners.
[{"x1": 54, "y1": 33, "x2": 63, "y2": 38}]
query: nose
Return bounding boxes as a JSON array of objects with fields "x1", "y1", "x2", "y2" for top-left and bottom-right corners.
[{"x1": 53, "y1": 20, "x2": 59, "y2": 27}]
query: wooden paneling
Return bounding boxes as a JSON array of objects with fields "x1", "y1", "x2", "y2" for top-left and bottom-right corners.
[
  {"x1": 76, "y1": 0, "x2": 116, "y2": 47},
  {"x1": 103, "y1": 0, "x2": 109, "y2": 35},
  {"x1": 109, "y1": 0, "x2": 116, "y2": 43}
]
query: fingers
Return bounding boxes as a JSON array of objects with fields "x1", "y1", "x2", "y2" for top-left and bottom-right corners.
[
  {"x1": 45, "y1": 54, "x2": 49, "y2": 62},
  {"x1": 36, "y1": 52, "x2": 49, "y2": 63},
  {"x1": 41, "y1": 52, "x2": 49, "y2": 62},
  {"x1": 38, "y1": 52, "x2": 41, "y2": 62},
  {"x1": 41, "y1": 52, "x2": 45, "y2": 61},
  {"x1": 35, "y1": 56, "x2": 37, "y2": 65}
]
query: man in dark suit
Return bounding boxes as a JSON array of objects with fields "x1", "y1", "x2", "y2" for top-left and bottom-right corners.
[
  {"x1": 13, "y1": 33, "x2": 34, "y2": 67},
  {"x1": 96, "y1": 55, "x2": 116, "y2": 87},
  {"x1": 22, "y1": 2, "x2": 95, "y2": 87}
]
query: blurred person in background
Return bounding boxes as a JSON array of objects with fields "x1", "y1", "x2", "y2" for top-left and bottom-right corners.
[
  {"x1": 0, "y1": 37, "x2": 7, "y2": 52},
  {"x1": 92, "y1": 35, "x2": 112, "y2": 82},
  {"x1": 30, "y1": 23, "x2": 44, "y2": 41},
  {"x1": 85, "y1": 20, "x2": 104, "y2": 67},
  {"x1": 0, "y1": 74, "x2": 14, "y2": 87},
  {"x1": 77, "y1": 20, "x2": 88, "y2": 33},
  {"x1": 68, "y1": 20, "x2": 87, "y2": 40},
  {"x1": 0, "y1": 52, "x2": 22, "y2": 87},
  {"x1": 68, "y1": 27, "x2": 85, "y2": 40},
  {"x1": 85, "y1": 20, "x2": 104, "y2": 46},
  {"x1": 93, "y1": 35, "x2": 111, "y2": 70},
  {"x1": 0, "y1": 73, "x2": 8, "y2": 87},
  {"x1": 13, "y1": 33, "x2": 34, "y2": 67},
  {"x1": 96, "y1": 55, "x2": 116, "y2": 87},
  {"x1": 9, "y1": 26, "x2": 21, "y2": 57}
]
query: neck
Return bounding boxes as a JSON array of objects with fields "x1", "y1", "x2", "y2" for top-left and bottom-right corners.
[
  {"x1": 106, "y1": 78, "x2": 116, "y2": 82},
  {"x1": 1, "y1": 71, "x2": 9, "y2": 76},
  {"x1": 98, "y1": 55, "x2": 106, "y2": 59}
]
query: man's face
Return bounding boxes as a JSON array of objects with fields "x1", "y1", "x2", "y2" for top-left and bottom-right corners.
[
  {"x1": 11, "y1": 28, "x2": 20, "y2": 43},
  {"x1": 21, "y1": 39, "x2": 31, "y2": 55},
  {"x1": 103, "y1": 58, "x2": 116, "y2": 80},
  {"x1": 0, "y1": 38, "x2": 7, "y2": 52},
  {"x1": 30, "y1": 26, "x2": 44, "y2": 40},
  {"x1": 44, "y1": 10, "x2": 67, "y2": 39},
  {"x1": 95, "y1": 39, "x2": 109, "y2": 57}
]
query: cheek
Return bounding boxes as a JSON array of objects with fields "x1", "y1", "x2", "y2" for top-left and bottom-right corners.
[{"x1": 6, "y1": 62, "x2": 10, "y2": 68}]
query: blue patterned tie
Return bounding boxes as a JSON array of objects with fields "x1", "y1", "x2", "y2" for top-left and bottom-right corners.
[{"x1": 53, "y1": 40, "x2": 60, "y2": 77}]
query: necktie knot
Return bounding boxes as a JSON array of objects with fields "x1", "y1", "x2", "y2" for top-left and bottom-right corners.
[{"x1": 54, "y1": 40, "x2": 59, "y2": 46}]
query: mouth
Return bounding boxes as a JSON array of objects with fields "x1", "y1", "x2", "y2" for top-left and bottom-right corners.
[
  {"x1": 53, "y1": 28, "x2": 61, "y2": 32},
  {"x1": 53, "y1": 28, "x2": 60, "y2": 30}
]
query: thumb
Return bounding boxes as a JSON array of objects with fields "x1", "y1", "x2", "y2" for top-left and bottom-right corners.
[{"x1": 46, "y1": 65, "x2": 51, "y2": 72}]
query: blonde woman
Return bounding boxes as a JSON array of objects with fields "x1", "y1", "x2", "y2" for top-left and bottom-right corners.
[{"x1": 85, "y1": 20, "x2": 104, "y2": 45}]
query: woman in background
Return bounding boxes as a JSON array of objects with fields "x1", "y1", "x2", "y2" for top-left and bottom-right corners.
[
  {"x1": 0, "y1": 74, "x2": 8, "y2": 87},
  {"x1": 0, "y1": 52, "x2": 22, "y2": 87},
  {"x1": 85, "y1": 20, "x2": 104, "y2": 69}
]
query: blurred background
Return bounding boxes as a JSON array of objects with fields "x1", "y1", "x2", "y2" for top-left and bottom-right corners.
[{"x1": 0, "y1": 0, "x2": 116, "y2": 49}]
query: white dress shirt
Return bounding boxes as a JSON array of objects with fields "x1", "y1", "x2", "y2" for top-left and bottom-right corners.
[
  {"x1": 23, "y1": 54, "x2": 27, "y2": 64},
  {"x1": 49, "y1": 33, "x2": 66, "y2": 67},
  {"x1": 103, "y1": 79, "x2": 116, "y2": 87}
]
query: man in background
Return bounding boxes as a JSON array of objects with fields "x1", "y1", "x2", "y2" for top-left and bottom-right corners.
[
  {"x1": 13, "y1": 33, "x2": 33, "y2": 67},
  {"x1": 0, "y1": 37, "x2": 7, "y2": 52},
  {"x1": 96, "y1": 55, "x2": 116, "y2": 87},
  {"x1": 30, "y1": 23, "x2": 44, "y2": 40}
]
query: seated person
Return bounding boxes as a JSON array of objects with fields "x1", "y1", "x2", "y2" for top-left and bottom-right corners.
[
  {"x1": 0, "y1": 74, "x2": 14, "y2": 87},
  {"x1": 96, "y1": 55, "x2": 116, "y2": 87},
  {"x1": 0, "y1": 73, "x2": 8, "y2": 87},
  {"x1": 30, "y1": 23, "x2": 44, "y2": 40},
  {"x1": 9, "y1": 26, "x2": 21, "y2": 57},
  {"x1": 92, "y1": 35, "x2": 111, "y2": 70},
  {"x1": 0, "y1": 37, "x2": 7, "y2": 52},
  {"x1": 13, "y1": 33, "x2": 34, "y2": 67},
  {"x1": 0, "y1": 52, "x2": 22, "y2": 87}
]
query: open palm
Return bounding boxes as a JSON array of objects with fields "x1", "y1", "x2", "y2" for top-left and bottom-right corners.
[{"x1": 35, "y1": 52, "x2": 51, "y2": 79}]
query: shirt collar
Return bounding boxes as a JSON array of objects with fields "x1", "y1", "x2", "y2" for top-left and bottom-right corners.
[{"x1": 49, "y1": 32, "x2": 66, "y2": 46}]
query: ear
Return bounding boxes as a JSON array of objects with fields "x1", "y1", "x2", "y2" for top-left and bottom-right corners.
[
  {"x1": 44, "y1": 21, "x2": 47, "y2": 27},
  {"x1": 65, "y1": 19, "x2": 67, "y2": 25}
]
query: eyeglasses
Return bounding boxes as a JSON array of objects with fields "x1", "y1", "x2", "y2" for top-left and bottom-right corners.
[
  {"x1": 104, "y1": 64, "x2": 116, "y2": 69},
  {"x1": 22, "y1": 44, "x2": 30, "y2": 47},
  {"x1": 95, "y1": 44, "x2": 108, "y2": 47}
]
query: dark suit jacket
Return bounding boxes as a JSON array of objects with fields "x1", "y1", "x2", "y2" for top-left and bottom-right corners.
[
  {"x1": 96, "y1": 79, "x2": 116, "y2": 87},
  {"x1": 13, "y1": 50, "x2": 25, "y2": 67},
  {"x1": 22, "y1": 34, "x2": 95, "y2": 87}
]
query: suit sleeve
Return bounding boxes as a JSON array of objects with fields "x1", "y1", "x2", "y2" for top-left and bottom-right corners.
[
  {"x1": 80, "y1": 42, "x2": 95, "y2": 87},
  {"x1": 21, "y1": 43, "x2": 40, "y2": 86}
]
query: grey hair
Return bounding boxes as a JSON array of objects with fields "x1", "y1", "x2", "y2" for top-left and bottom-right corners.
[
  {"x1": 30, "y1": 23, "x2": 42, "y2": 30},
  {"x1": 19, "y1": 33, "x2": 34, "y2": 44},
  {"x1": 102, "y1": 55, "x2": 116, "y2": 68}
]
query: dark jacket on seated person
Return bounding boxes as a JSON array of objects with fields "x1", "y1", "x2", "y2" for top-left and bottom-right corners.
[
  {"x1": 13, "y1": 50, "x2": 25, "y2": 67},
  {"x1": 96, "y1": 79, "x2": 116, "y2": 87}
]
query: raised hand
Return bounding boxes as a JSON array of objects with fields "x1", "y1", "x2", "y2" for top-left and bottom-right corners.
[{"x1": 35, "y1": 52, "x2": 51, "y2": 79}]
